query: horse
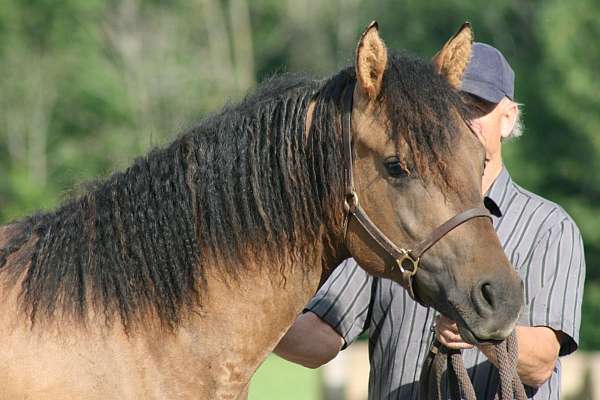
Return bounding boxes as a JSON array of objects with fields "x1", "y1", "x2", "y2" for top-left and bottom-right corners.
[{"x1": 0, "y1": 22, "x2": 523, "y2": 399}]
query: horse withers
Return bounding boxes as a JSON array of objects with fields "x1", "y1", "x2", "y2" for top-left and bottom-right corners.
[{"x1": 0, "y1": 23, "x2": 522, "y2": 399}]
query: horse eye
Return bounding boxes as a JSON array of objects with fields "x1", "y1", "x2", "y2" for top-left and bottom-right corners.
[{"x1": 383, "y1": 156, "x2": 409, "y2": 178}]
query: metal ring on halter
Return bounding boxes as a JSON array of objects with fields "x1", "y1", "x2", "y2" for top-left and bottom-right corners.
[
  {"x1": 344, "y1": 191, "x2": 359, "y2": 212},
  {"x1": 395, "y1": 248, "x2": 420, "y2": 275}
]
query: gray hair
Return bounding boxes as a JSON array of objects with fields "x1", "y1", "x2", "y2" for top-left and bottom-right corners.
[{"x1": 503, "y1": 102, "x2": 524, "y2": 140}]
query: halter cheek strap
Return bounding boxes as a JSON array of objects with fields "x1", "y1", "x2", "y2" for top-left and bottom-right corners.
[{"x1": 341, "y1": 84, "x2": 491, "y2": 301}]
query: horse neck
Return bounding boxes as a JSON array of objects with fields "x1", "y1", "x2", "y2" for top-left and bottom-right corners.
[{"x1": 175, "y1": 246, "x2": 325, "y2": 397}]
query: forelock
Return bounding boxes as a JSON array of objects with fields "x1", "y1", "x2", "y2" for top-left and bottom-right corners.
[{"x1": 380, "y1": 51, "x2": 471, "y2": 187}]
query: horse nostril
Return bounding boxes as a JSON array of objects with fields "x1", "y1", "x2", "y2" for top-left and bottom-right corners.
[
  {"x1": 472, "y1": 281, "x2": 497, "y2": 317},
  {"x1": 481, "y1": 283, "x2": 495, "y2": 308}
]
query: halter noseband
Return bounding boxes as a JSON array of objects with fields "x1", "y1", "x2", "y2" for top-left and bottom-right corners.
[{"x1": 340, "y1": 84, "x2": 491, "y2": 300}]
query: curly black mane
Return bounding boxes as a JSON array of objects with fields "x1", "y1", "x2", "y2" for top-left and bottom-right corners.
[{"x1": 0, "y1": 51, "x2": 469, "y2": 331}]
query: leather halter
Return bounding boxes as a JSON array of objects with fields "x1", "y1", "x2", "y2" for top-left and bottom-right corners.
[{"x1": 340, "y1": 84, "x2": 491, "y2": 300}]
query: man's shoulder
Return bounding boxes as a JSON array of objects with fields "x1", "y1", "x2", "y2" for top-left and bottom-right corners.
[{"x1": 508, "y1": 179, "x2": 581, "y2": 236}]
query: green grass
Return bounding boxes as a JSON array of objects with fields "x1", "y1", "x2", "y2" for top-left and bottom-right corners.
[{"x1": 248, "y1": 355, "x2": 320, "y2": 400}]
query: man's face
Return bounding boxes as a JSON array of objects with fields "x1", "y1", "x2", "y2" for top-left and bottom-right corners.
[{"x1": 462, "y1": 94, "x2": 518, "y2": 163}]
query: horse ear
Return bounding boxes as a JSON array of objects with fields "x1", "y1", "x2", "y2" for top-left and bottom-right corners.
[
  {"x1": 355, "y1": 21, "x2": 388, "y2": 101},
  {"x1": 432, "y1": 22, "x2": 474, "y2": 89}
]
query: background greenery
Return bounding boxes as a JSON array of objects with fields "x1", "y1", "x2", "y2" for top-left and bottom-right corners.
[
  {"x1": 248, "y1": 355, "x2": 319, "y2": 400},
  {"x1": 0, "y1": 0, "x2": 598, "y2": 357}
]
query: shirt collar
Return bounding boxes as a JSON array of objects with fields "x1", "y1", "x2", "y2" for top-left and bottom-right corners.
[{"x1": 484, "y1": 166, "x2": 512, "y2": 217}]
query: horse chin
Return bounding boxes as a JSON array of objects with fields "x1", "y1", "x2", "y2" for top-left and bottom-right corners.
[
  {"x1": 454, "y1": 309, "x2": 516, "y2": 345},
  {"x1": 457, "y1": 322, "x2": 510, "y2": 346}
]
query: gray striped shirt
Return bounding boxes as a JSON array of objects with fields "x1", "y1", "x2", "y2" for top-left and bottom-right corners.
[{"x1": 306, "y1": 167, "x2": 585, "y2": 399}]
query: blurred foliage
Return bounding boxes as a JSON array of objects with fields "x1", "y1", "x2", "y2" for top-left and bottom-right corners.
[
  {"x1": 0, "y1": 0, "x2": 598, "y2": 348},
  {"x1": 248, "y1": 355, "x2": 319, "y2": 400}
]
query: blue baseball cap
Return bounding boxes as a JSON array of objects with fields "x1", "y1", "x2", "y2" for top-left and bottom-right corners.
[{"x1": 460, "y1": 42, "x2": 515, "y2": 103}]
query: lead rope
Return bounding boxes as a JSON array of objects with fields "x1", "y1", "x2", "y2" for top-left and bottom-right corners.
[{"x1": 419, "y1": 330, "x2": 527, "y2": 400}]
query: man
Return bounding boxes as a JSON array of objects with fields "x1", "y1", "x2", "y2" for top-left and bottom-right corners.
[{"x1": 274, "y1": 43, "x2": 585, "y2": 399}]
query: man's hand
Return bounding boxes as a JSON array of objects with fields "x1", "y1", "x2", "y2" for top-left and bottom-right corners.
[
  {"x1": 434, "y1": 315, "x2": 562, "y2": 388},
  {"x1": 434, "y1": 314, "x2": 474, "y2": 350}
]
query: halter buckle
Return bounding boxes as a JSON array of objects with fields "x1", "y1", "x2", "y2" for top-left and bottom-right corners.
[{"x1": 395, "y1": 248, "x2": 419, "y2": 276}]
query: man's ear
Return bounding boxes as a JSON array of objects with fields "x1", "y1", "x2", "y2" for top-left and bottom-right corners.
[
  {"x1": 432, "y1": 22, "x2": 474, "y2": 89},
  {"x1": 355, "y1": 21, "x2": 388, "y2": 102},
  {"x1": 500, "y1": 100, "x2": 518, "y2": 138}
]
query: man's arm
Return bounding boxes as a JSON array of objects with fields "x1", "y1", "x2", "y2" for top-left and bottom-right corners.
[
  {"x1": 436, "y1": 316, "x2": 560, "y2": 388},
  {"x1": 273, "y1": 312, "x2": 344, "y2": 369},
  {"x1": 274, "y1": 259, "x2": 374, "y2": 369}
]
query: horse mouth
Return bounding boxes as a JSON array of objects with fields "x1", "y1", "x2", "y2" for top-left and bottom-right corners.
[
  {"x1": 446, "y1": 301, "x2": 516, "y2": 345},
  {"x1": 456, "y1": 323, "x2": 501, "y2": 346},
  {"x1": 453, "y1": 310, "x2": 517, "y2": 345}
]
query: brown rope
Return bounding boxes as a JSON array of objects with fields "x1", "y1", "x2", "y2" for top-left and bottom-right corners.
[{"x1": 419, "y1": 330, "x2": 527, "y2": 400}]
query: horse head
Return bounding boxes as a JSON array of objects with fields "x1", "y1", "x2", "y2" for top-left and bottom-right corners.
[{"x1": 340, "y1": 22, "x2": 523, "y2": 343}]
